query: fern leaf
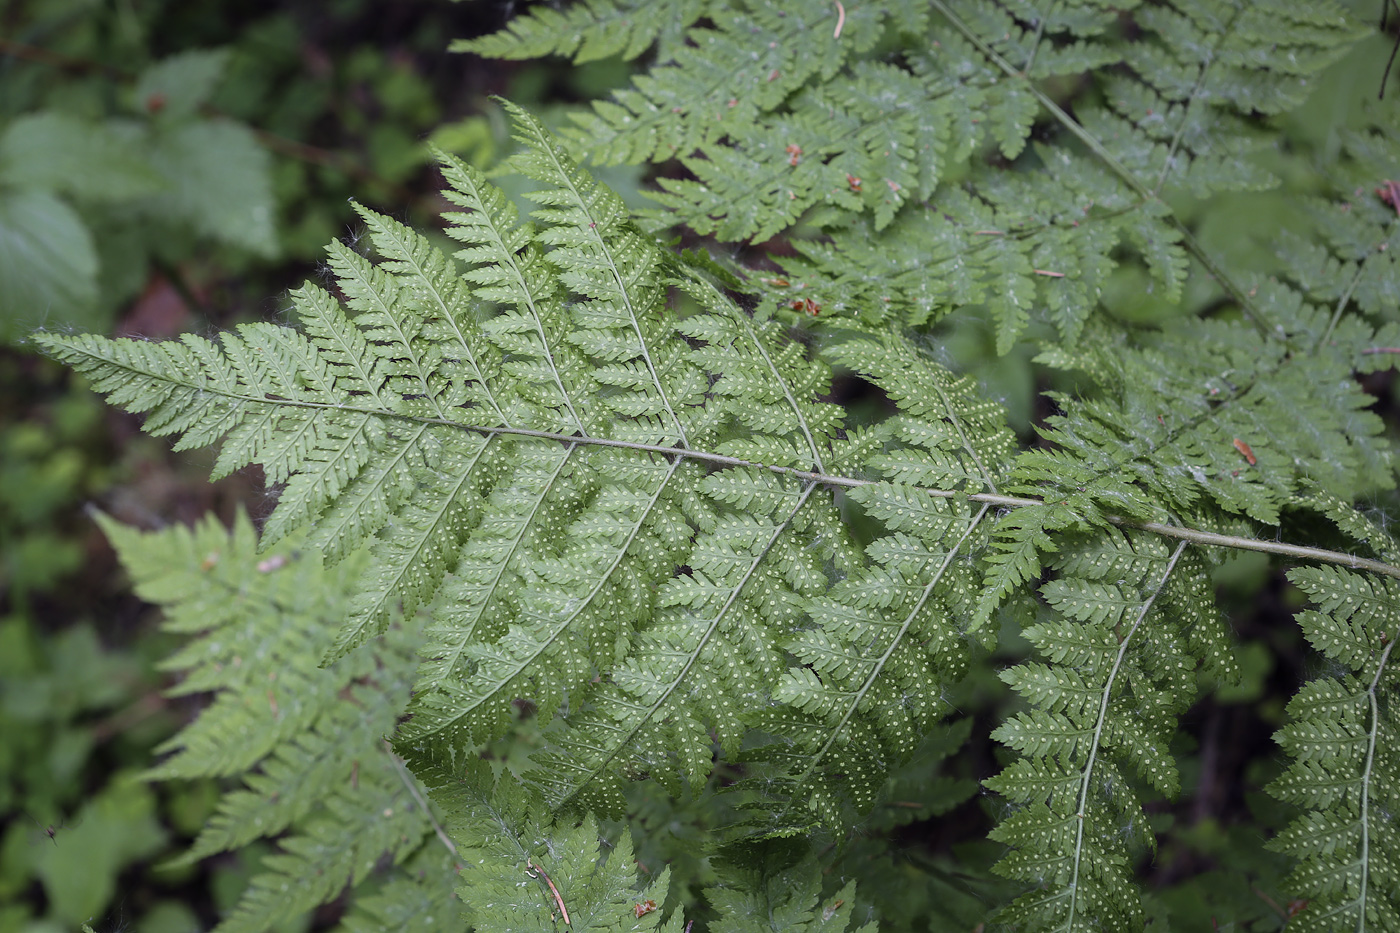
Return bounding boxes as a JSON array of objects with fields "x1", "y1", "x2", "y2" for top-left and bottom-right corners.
[
  {"x1": 38, "y1": 235, "x2": 505, "y2": 656},
  {"x1": 454, "y1": 0, "x2": 713, "y2": 64},
  {"x1": 333, "y1": 859, "x2": 462, "y2": 933},
  {"x1": 752, "y1": 489, "x2": 987, "y2": 831},
  {"x1": 413, "y1": 756, "x2": 680, "y2": 933},
  {"x1": 707, "y1": 864, "x2": 876, "y2": 933},
  {"x1": 97, "y1": 511, "x2": 449, "y2": 931},
  {"x1": 533, "y1": 476, "x2": 827, "y2": 815},
  {"x1": 822, "y1": 332, "x2": 1016, "y2": 493},
  {"x1": 1266, "y1": 565, "x2": 1400, "y2": 931},
  {"x1": 506, "y1": 100, "x2": 692, "y2": 446},
  {"x1": 985, "y1": 530, "x2": 1222, "y2": 931},
  {"x1": 561, "y1": 1, "x2": 867, "y2": 166}
]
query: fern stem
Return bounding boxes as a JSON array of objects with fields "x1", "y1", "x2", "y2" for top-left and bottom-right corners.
[
  {"x1": 161, "y1": 370, "x2": 1400, "y2": 581},
  {"x1": 1356, "y1": 635, "x2": 1397, "y2": 931},
  {"x1": 1117, "y1": 519, "x2": 1400, "y2": 581},
  {"x1": 421, "y1": 420, "x2": 1400, "y2": 581},
  {"x1": 1318, "y1": 262, "x2": 1369, "y2": 352},
  {"x1": 56, "y1": 321, "x2": 1400, "y2": 583},
  {"x1": 926, "y1": 0, "x2": 1274, "y2": 337},
  {"x1": 1154, "y1": 56, "x2": 1217, "y2": 197},
  {"x1": 520, "y1": 115, "x2": 690, "y2": 447},
  {"x1": 1020, "y1": 0, "x2": 1056, "y2": 75},
  {"x1": 737, "y1": 315, "x2": 825, "y2": 473},
  {"x1": 1066, "y1": 540, "x2": 1187, "y2": 929},
  {"x1": 382, "y1": 740, "x2": 458, "y2": 859}
]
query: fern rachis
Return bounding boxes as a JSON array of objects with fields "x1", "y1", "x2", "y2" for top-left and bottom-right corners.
[{"x1": 41, "y1": 0, "x2": 1400, "y2": 929}]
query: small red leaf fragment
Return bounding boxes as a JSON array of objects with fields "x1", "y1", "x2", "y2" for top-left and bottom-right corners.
[
  {"x1": 846, "y1": 174, "x2": 861, "y2": 191},
  {"x1": 768, "y1": 69, "x2": 780, "y2": 82},
  {"x1": 145, "y1": 93, "x2": 167, "y2": 114},
  {"x1": 1377, "y1": 180, "x2": 1400, "y2": 217},
  {"x1": 634, "y1": 900, "x2": 657, "y2": 919},
  {"x1": 1232, "y1": 438, "x2": 1256, "y2": 466},
  {"x1": 786, "y1": 144, "x2": 802, "y2": 166}
]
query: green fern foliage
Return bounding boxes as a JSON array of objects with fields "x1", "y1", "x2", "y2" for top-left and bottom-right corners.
[
  {"x1": 984, "y1": 531, "x2": 1224, "y2": 931},
  {"x1": 705, "y1": 859, "x2": 875, "y2": 933},
  {"x1": 452, "y1": 0, "x2": 712, "y2": 64},
  {"x1": 97, "y1": 510, "x2": 454, "y2": 933},
  {"x1": 521, "y1": 0, "x2": 1363, "y2": 348},
  {"x1": 1268, "y1": 559, "x2": 1399, "y2": 931},
  {"x1": 41, "y1": 0, "x2": 1400, "y2": 927},
  {"x1": 41, "y1": 107, "x2": 987, "y2": 838},
  {"x1": 413, "y1": 756, "x2": 682, "y2": 933}
]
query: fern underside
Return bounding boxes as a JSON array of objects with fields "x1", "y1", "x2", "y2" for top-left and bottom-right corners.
[{"x1": 40, "y1": 0, "x2": 1400, "y2": 930}]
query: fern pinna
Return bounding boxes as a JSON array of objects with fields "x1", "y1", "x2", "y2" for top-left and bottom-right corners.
[{"x1": 38, "y1": 0, "x2": 1400, "y2": 930}]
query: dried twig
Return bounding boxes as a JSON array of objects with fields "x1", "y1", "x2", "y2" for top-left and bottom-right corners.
[{"x1": 526, "y1": 858, "x2": 571, "y2": 925}]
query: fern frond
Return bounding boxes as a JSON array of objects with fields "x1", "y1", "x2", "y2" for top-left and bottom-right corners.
[
  {"x1": 413, "y1": 756, "x2": 681, "y2": 933},
  {"x1": 44, "y1": 104, "x2": 882, "y2": 821},
  {"x1": 766, "y1": 152, "x2": 1161, "y2": 345},
  {"x1": 506, "y1": 99, "x2": 694, "y2": 447},
  {"x1": 705, "y1": 859, "x2": 876, "y2": 933},
  {"x1": 709, "y1": 336, "x2": 1019, "y2": 831},
  {"x1": 985, "y1": 530, "x2": 1223, "y2": 931},
  {"x1": 750, "y1": 489, "x2": 987, "y2": 833},
  {"x1": 1274, "y1": 121, "x2": 1400, "y2": 340},
  {"x1": 454, "y1": 0, "x2": 712, "y2": 64},
  {"x1": 97, "y1": 511, "x2": 449, "y2": 932},
  {"x1": 977, "y1": 284, "x2": 1396, "y2": 625},
  {"x1": 488, "y1": 0, "x2": 1366, "y2": 353},
  {"x1": 822, "y1": 333, "x2": 1016, "y2": 492},
  {"x1": 1062, "y1": 298, "x2": 1392, "y2": 502},
  {"x1": 559, "y1": 1, "x2": 881, "y2": 166},
  {"x1": 99, "y1": 511, "x2": 361, "y2": 778},
  {"x1": 333, "y1": 859, "x2": 462, "y2": 933},
  {"x1": 50, "y1": 19, "x2": 1400, "y2": 919},
  {"x1": 1267, "y1": 564, "x2": 1400, "y2": 932},
  {"x1": 531, "y1": 475, "x2": 837, "y2": 815},
  {"x1": 38, "y1": 255, "x2": 499, "y2": 657}
]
